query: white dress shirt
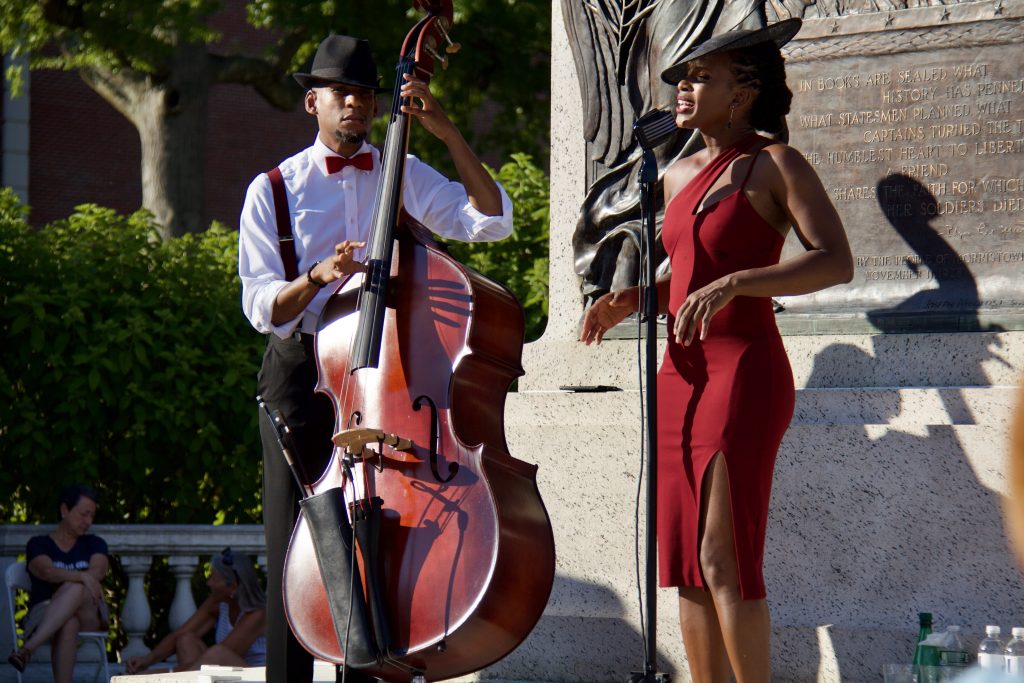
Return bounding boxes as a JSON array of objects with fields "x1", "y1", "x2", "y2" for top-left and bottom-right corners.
[{"x1": 239, "y1": 137, "x2": 514, "y2": 338}]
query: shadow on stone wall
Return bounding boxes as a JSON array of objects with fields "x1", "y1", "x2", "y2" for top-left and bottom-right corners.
[
  {"x1": 765, "y1": 176, "x2": 1020, "y2": 681},
  {"x1": 769, "y1": 400, "x2": 1018, "y2": 680},
  {"x1": 479, "y1": 575, "x2": 681, "y2": 682}
]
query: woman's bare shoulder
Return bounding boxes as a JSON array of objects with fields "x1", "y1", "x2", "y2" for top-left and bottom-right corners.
[
  {"x1": 664, "y1": 150, "x2": 708, "y2": 200},
  {"x1": 758, "y1": 140, "x2": 817, "y2": 178},
  {"x1": 667, "y1": 149, "x2": 708, "y2": 176}
]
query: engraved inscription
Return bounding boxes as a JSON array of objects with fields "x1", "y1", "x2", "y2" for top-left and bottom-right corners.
[{"x1": 783, "y1": 41, "x2": 1024, "y2": 324}]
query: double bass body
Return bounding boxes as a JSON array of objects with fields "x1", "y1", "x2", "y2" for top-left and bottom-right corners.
[{"x1": 282, "y1": 219, "x2": 556, "y2": 682}]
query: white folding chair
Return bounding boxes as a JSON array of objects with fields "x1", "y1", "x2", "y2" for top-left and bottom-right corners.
[{"x1": 5, "y1": 561, "x2": 111, "y2": 683}]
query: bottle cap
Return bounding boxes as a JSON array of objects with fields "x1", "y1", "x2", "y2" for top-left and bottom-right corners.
[
  {"x1": 987, "y1": 625, "x2": 1001, "y2": 636},
  {"x1": 919, "y1": 612, "x2": 933, "y2": 625},
  {"x1": 1013, "y1": 627, "x2": 1024, "y2": 637}
]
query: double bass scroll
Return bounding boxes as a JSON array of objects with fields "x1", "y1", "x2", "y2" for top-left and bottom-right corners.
[{"x1": 352, "y1": 0, "x2": 457, "y2": 372}]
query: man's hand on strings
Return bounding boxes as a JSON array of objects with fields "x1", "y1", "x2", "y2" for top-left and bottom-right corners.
[
  {"x1": 400, "y1": 73, "x2": 458, "y2": 143},
  {"x1": 310, "y1": 240, "x2": 366, "y2": 286}
]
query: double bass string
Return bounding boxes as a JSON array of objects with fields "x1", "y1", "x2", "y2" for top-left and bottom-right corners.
[
  {"x1": 341, "y1": 451, "x2": 363, "y2": 680},
  {"x1": 332, "y1": 334, "x2": 374, "y2": 673},
  {"x1": 337, "y1": 49, "x2": 418, "y2": 509},
  {"x1": 338, "y1": 291, "x2": 361, "y2": 502}
]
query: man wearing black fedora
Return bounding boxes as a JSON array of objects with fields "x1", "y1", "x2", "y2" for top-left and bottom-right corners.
[{"x1": 239, "y1": 34, "x2": 513, "y2": 683}]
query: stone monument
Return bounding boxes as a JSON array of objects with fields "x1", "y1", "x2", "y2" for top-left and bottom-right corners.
[
  {"x1": 780, "y1": 0, "x2": 1024, "y2": 334},
  {"x1": 489, "y1": 2, "x2": 1024, "y2": 683}
]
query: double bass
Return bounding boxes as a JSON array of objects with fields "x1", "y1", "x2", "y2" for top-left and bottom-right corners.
[{"x1": 279, "y1": 2, "x2": 556, "y2": 681}]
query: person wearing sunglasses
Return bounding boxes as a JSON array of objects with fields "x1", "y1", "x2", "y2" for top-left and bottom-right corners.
[{"x1": 124, "y1": 548, "x2": 266, "y2": 674}]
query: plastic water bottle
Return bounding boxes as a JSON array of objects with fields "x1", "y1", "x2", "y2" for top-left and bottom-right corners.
[
  {"x1": 1007, "y1": 627, "x2": 1024, "y2": 675},
  {"x1": 978, "y1": 625, "x2": 1004, "y2": 669},
  {"x1": 939, "y1": 625, "x2": 970, "y2": 667}
]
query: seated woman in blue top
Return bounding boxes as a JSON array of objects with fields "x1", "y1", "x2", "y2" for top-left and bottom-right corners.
[
  {"x1": 8, "y1": 484, "x2": 110, "y2": 683},
  {"x1": 124, "y1": 548, "x2": 266, "y2": 674}
]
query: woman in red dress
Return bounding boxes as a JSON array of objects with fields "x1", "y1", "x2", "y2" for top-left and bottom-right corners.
[{"x1": 581, "y1": 19, "x2": 853, "y2": 683}]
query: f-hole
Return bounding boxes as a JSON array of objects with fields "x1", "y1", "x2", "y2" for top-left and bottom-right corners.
[{"x1": 413, "y1": 395, "x2": 458, "y2": 483}]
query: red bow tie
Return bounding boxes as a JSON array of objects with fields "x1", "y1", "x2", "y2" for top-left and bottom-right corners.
[{"x1": 325, "y1": 153, "x2": 373, "y2": 174}]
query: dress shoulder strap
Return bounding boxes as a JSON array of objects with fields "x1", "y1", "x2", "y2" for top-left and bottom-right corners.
[
  {"x1": 687, "y1": 132, "x2": 764, "y2": 215},
  {"x1": 267, "y1": 167, "x2": 298, "y2": 281}
]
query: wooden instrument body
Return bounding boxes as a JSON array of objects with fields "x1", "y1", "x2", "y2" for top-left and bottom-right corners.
[{"x1": 282, "y1": 222, "x2": 555, "y2": 682}]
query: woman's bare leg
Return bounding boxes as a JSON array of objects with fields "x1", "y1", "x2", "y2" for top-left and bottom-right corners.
[
  {"x1": 49, "y1": 616, "x2": 80, "y2": 683},
  {"x1": 33, "y1": 582, "x2": 105, "y2": 683},
  {"x1": 699, "y1": 453, "x2": 771, "y2": 683},
  {"x1": 174, "y1": 631, "x2": 209, "y2": 670},
  {"x1": 23, "y1": 583, "x2": 100, "y2": 652},
  {"x1": 678, "y1": 587, "x2": 730, "y2": 683},
  {"x1": 192, "y1": 644, "x2": 249, "y2": 668}
]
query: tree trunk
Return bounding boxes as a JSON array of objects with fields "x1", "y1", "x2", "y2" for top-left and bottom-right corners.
[{"x1": 83, "y1": 43, "x2": 211, "y2": 239}]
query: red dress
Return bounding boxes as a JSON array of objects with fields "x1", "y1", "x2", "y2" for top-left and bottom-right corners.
[{"x1": 657, "y1": 133, "x2": 795, "y2": 600}]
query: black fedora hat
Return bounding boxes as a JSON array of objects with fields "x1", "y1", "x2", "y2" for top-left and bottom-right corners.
[
  {"x1": 661, "y1": 18, "x2": 802, "y2": 85},
  {"x1": 293, "y1": 35, "x2": 388, "y2": 92}
]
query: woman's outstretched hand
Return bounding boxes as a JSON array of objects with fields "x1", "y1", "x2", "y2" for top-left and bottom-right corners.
[{"x1": 580, "y1": 289, "x2": 638, "y2": 345}]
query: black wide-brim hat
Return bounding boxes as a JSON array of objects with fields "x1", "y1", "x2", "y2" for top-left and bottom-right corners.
[
  {"x1": 293, "y1": 35, "x2": 388, "y2": 92},
  {"x1": 661, "y1": 18, "x2": 802, "y2": 85}
]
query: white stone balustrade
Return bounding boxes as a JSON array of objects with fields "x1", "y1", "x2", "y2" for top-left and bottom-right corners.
[
  {"x1": 167, "y1": 556, "x2": 200, "y2": 632},
  {"x1": 119, "y1": 555, "x2": 153, "y2": 661},
  {"x1": 0, "y1": 524, "x2": 266, "y2": 663}
]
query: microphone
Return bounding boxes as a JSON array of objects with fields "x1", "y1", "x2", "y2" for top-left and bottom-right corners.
[
  {"x1": 257, "y1": 395, "x2": 312, "y2": 496},
  {"x1": 633, "y1": 109, "x2": 675, "y2": 184},
  {"x1": 633, "y1": 109, "x2": 676, "y2": 151}
]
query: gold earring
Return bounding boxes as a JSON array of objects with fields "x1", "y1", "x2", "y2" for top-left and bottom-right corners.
[{"x1": 728, "y1": 105, "x2": 736, "y2": 129}]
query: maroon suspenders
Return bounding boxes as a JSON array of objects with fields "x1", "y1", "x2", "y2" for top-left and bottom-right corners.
[{"x1": 266, "y1": 167, "x2": 299, "y2": 281}]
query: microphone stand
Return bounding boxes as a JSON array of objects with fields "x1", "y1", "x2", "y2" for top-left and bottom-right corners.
[{"x1": 628, "y1": 110, "x2": 675, "y2": 683}]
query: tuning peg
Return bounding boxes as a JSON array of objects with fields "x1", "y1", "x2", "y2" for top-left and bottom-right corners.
[
  {"x1": 435, "y1": 20, "x2": 461, "y2": 54},
  {"x1": 425, "y1": 44, "x2": 449, "y2": 70}
]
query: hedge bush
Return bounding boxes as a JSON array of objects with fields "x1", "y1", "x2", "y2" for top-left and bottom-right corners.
[
  {"x1": 0, "y1": 190, "x2": 265, "y2": 525},
  {"x1": 0, "y1": 154, "x2": 549, "y2": 525}
]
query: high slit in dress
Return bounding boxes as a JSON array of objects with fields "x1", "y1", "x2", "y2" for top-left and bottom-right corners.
[{"x1": 657, "y1": 132, "x2": 796, "y2": 600}]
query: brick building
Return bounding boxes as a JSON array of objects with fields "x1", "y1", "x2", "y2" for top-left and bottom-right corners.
[{"x1": 1, "y1": 3, "x2": 315, "y2": 230}]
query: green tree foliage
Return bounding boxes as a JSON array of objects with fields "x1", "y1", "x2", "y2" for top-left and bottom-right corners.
[
  {"x1": 447, "y1": 154, "x2": 549, "y2": 341},
  {"x1": 328, "y1": 1, "x2": 552, "y2": 176},
  {"x1": 0, "y1": 189, "x2": 265, "y2": 524},
  {"x1": 0, "y1": 0, "x2": 550, "y2": 234}
]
